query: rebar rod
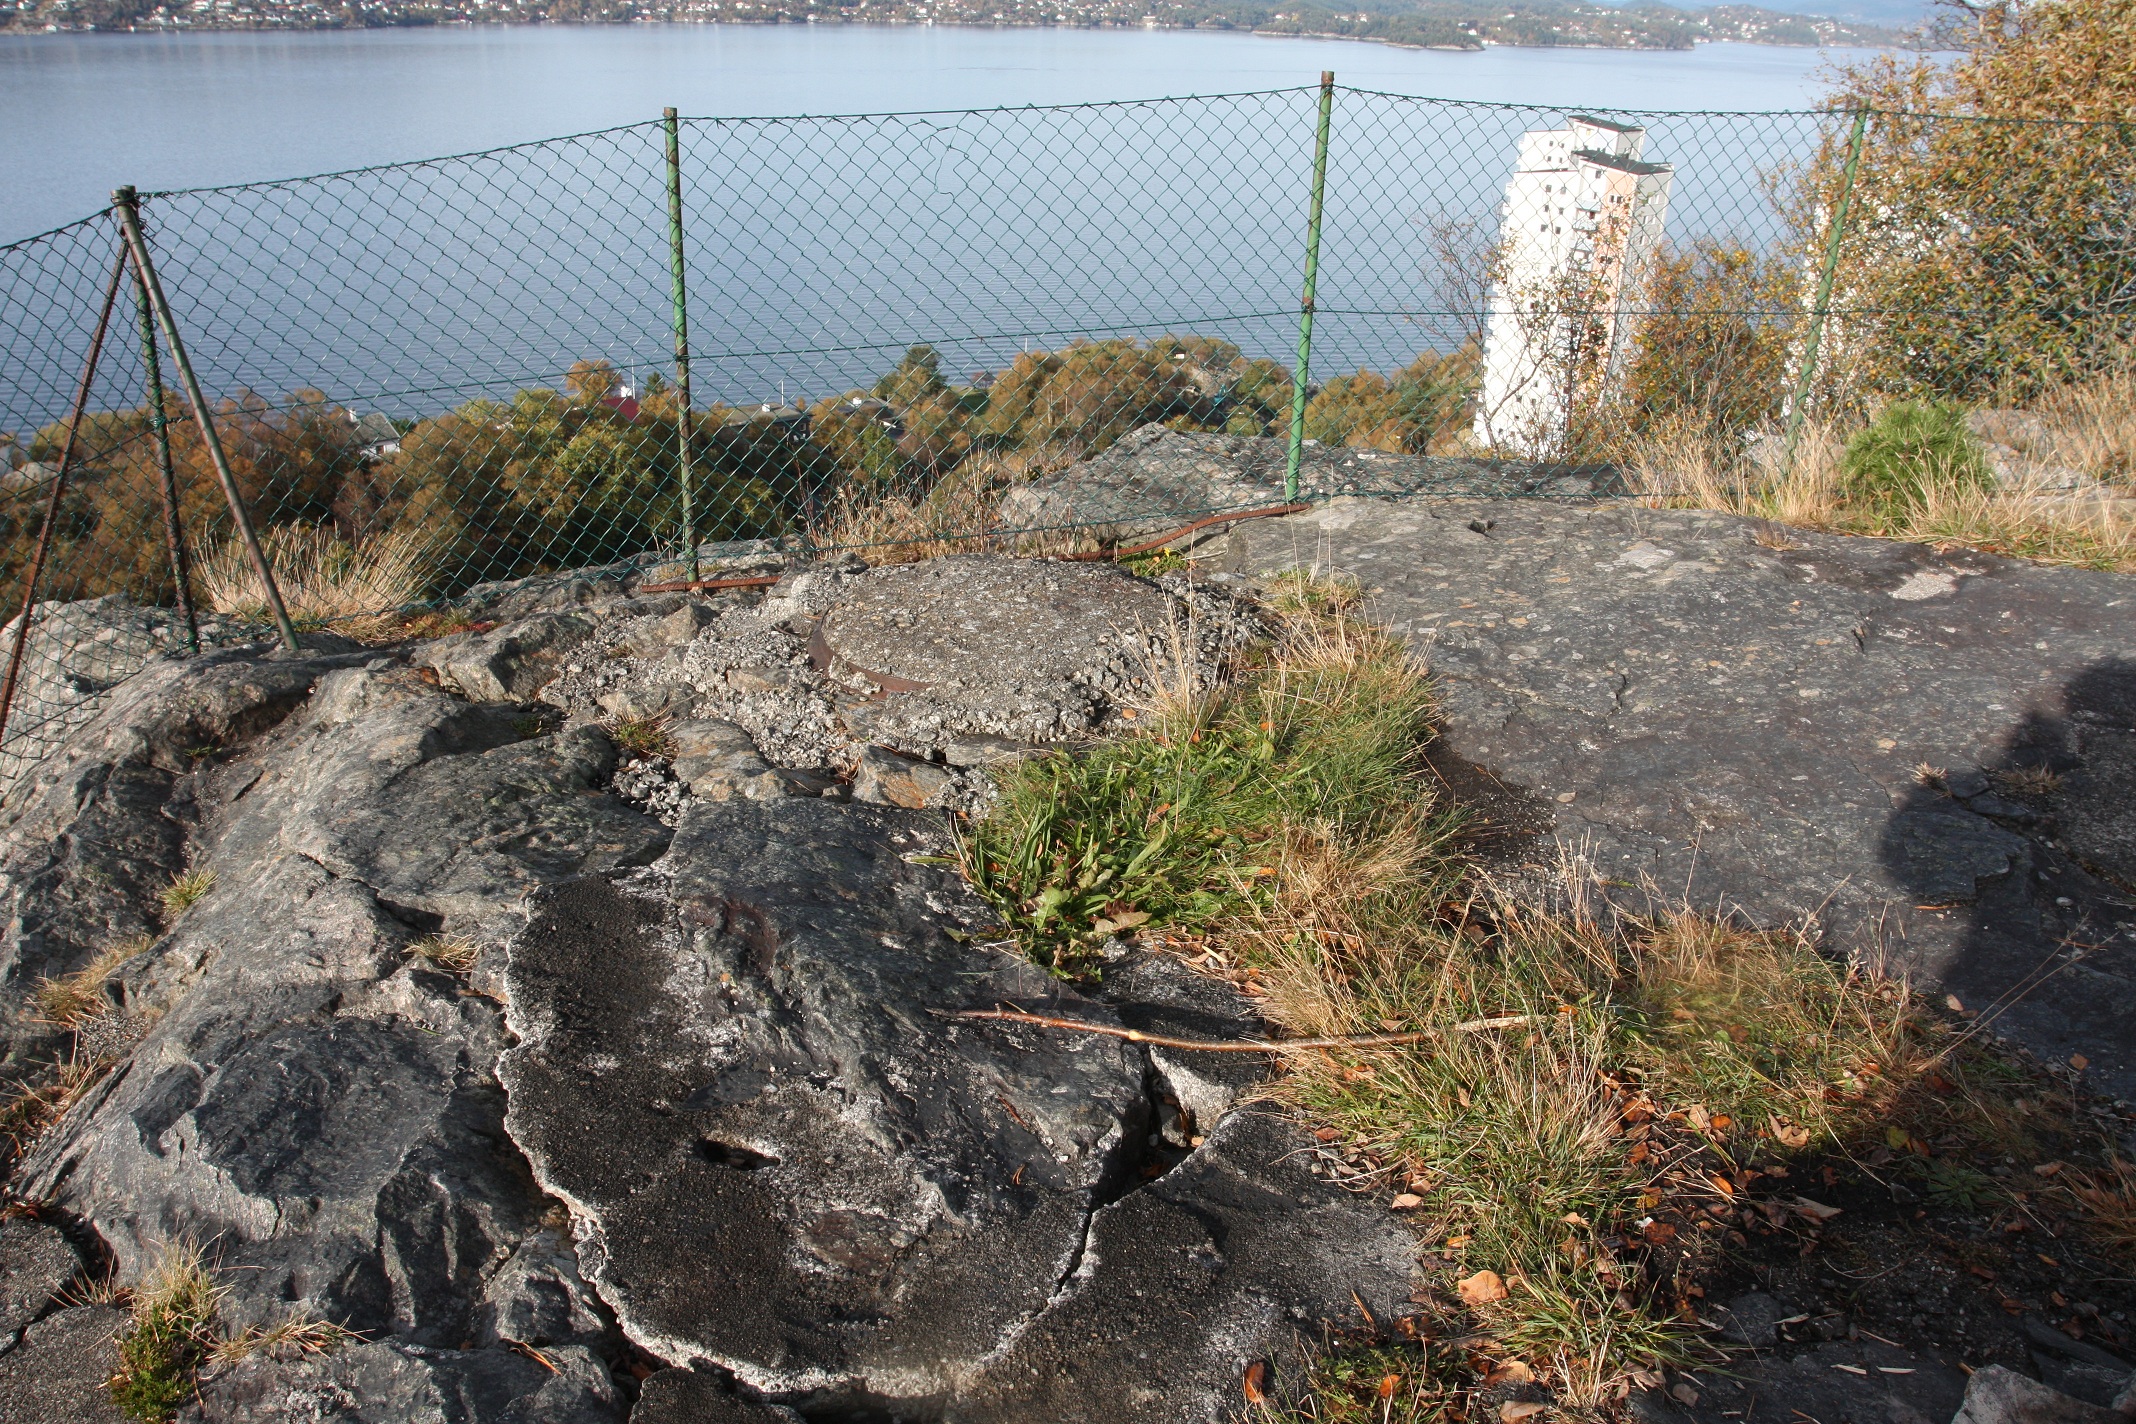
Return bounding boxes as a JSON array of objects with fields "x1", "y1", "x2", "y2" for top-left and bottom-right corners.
[{"x1": 0, "y1": 243, "x2": 129, "y2": 758}]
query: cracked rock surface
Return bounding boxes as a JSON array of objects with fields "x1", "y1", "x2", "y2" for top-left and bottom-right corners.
[
  {"x1": 1233, "y1": 497, "x2": 2136, "y2": 1097},
  {"x1": 2, "y1": 647, "x2": 657, "y2": 1418},
  {"x1": 0, "y1": 563, "x2": 1397, "y2": 1422},
  {"x1": 498, "y1": 800, "x2": 1418, "y2": 1419},
  {"x1": 497, "y1": 808, "x2": 1140, "y2": 1401}
]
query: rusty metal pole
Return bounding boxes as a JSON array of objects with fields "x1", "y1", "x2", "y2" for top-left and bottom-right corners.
[
  {"x1": 0, "y1": 244, "x2": 129, "y2": 757},
  {"x1": 112, "y1": 187, "x2": 298, "y2": 652},
  {"x1": 131, "y1": 245, "x2": 199, "y2": 654}
]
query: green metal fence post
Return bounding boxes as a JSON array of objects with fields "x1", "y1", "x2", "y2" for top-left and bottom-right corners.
[
  {"x1": 114, "y1": 187, "x2": 300, "y2": 654},
  {"x1": 1283, "y1": 71, "x2": 1336, "y2": 505},
  {"x1": 1780, "y1": 107, "x2": 1869, "y2": 480},
  {"x1": 131, "y1": 246, "x2": 199, "y2": 654},
  {"x1": 663, "y1": 107, "x2": 699, "y2": 582}
]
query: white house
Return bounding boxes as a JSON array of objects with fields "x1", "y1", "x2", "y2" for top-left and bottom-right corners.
[{"x1": 1475, "y1": 116, "x2": 1674, "y2": 457}]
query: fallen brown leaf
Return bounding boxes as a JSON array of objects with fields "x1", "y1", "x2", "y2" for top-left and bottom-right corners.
[
  {"x1": 1501, "y1": 1402, "x2": 1547, "y2": 1422},
  {"x1": 1769, "y1": 1117, "x2": 1812, "y2": 1149},
  {"x1": 1391, "y1": 1193, "x2": 1424, "y2": 1210},
  {"x1": 1458, "y1": 1270, "x2": 1508, "y2": 1306},
  {"x1": 1243, "y1": 1359, "x2": 1272, "y2": 1404}
]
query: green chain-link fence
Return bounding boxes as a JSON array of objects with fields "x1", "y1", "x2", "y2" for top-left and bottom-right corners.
[{"x1": 4, "y1": 83, "x2": 2132, "y2": 791}]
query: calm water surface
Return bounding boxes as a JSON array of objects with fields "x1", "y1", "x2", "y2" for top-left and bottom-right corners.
[{"x1": 1, "y1": 27, "x2": 1871, "y2": 242}]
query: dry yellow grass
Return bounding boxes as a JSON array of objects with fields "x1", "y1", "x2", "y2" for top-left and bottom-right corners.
[
  {"x1": 0, "y1": 1050, "x2": 119, "y2": 1156},
  {"x1": 196, "y1": 523, "x2": 434, "y2": 624},
  {"x1": 2032, "y1": 367, "x2": 2136, "y2": 485},
  {"x1": 2064, "y1": 1157, "x2": 2136, "y2": 1255},
  {"x1": 106, "y1": 1239, "x2": 358, "y2": 1415},
  {"x1": 332, "y1": 607, "x2": 485, "y2": 646},
  {"x1": 1902, "y1": 474, "x2": 2136, "y2": 570},
  {"x1": 1628, "y1": 414, "x2": 2136, "y2": 573},
  {"x1": 31, "y1": 936, "x2": 149, "y2": 1030},
  {"x1": 816, "y1": 449, "x2": 1095, "y2": 564},
  {"x1": 405, "y1": 933, "x2": 482, "y2": 975},
  {"x1": 205, "y1": 1311, "x2": 359, "y2": 1367}
]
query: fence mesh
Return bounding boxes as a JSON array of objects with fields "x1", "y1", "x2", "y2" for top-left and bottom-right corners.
[{"x1": 3, "y1": 86, "x2": 2132, "y2": 791}]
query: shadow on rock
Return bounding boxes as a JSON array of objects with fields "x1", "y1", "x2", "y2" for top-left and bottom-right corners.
[{"x1": 1877, "y1": 658, "x2": 2136, "y2": 1101}]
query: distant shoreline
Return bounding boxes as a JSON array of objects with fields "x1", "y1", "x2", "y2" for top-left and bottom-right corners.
[{"x1": 0, "y1": 14, "x2": 1921, "y2": 54}]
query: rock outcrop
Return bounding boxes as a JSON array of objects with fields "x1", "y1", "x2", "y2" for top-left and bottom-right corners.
[
  {"x1": 0, "y1": 556, "x2": 1402, "y2": 1422},
  {"x1": 10, "y1": 476, "x2": 2132, "y2": 1421},
  {"x1": 1001, "y1": 425, "x2": 1623, "y2": 541}
]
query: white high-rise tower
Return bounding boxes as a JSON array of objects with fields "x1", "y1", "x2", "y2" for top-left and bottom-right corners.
[{"x1": 1474, "y1": 116, "x2": 1674, "y2": 458}]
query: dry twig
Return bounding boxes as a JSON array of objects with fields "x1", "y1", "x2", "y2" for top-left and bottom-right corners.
[{"x1": 939, "y1": 1007, "x2": 1537, "y2": 1053}]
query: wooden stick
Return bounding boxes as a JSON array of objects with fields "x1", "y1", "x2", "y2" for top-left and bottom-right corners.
[{"x1": 938, "y1": 1008, "x2": 1538, "y2": 1053}]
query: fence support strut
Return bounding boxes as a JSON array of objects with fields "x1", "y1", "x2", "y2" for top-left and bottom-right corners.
[
  {"x1": 1781, "y1": 107, "x2": 1869, "y2": 481},
  {"x1": 113, "y1": 187, "x2": 299, "y2": 653},
  {"x1": 132, "y1": 245, "x2": 200, "y2": 655},
  {"x1": 663, "y1": 107, "x2": 699, "y2": 583},
  {"x1": 1283, "y1": 71, "x2": 1336, "y2": 505},
  {"x1": 0, "y1": 243, "x2": 128, "y2": 759}
]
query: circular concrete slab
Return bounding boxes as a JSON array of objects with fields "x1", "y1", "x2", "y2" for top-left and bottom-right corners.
[{"x1": 818, "y1": 556, "x2": 1171, "y2": 693}]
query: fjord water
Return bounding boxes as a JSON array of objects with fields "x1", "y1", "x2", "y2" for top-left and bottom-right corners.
[
  {"x1": 4, "y1": 28, "x2": 1862, "y2": 243},
  {"x1": 0, "y1": 28, "x2": 1867, "y2": 433}
]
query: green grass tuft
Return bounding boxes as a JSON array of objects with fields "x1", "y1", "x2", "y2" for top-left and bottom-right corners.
[
  {"x1": 106, "y1": 1242, "x2": 352, "y2": 1420},
  {"x1": 960, "y1": 608, "x2": 1450, "y2": 976},
  {"x1": 108, "y1": 1242, "x2": 220, "y2": 1423},
  {"x1": 606, "y1": 715, "x2": 675, "y2": 760},
  {"x1": 1840, "y1": 399, "x2": 1992, "y2": 518},
  {"x1": 158, "y1": 870, "x2": 214, "y2": 921}
]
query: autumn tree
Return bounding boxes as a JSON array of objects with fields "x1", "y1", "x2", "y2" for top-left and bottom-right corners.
[
  {"x1": 1807, "y1": 0, "x2": 2136, "y2": 403},
  {"x1": 1621, "y1": 242, "x2": 1800, "y2": 440}
]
